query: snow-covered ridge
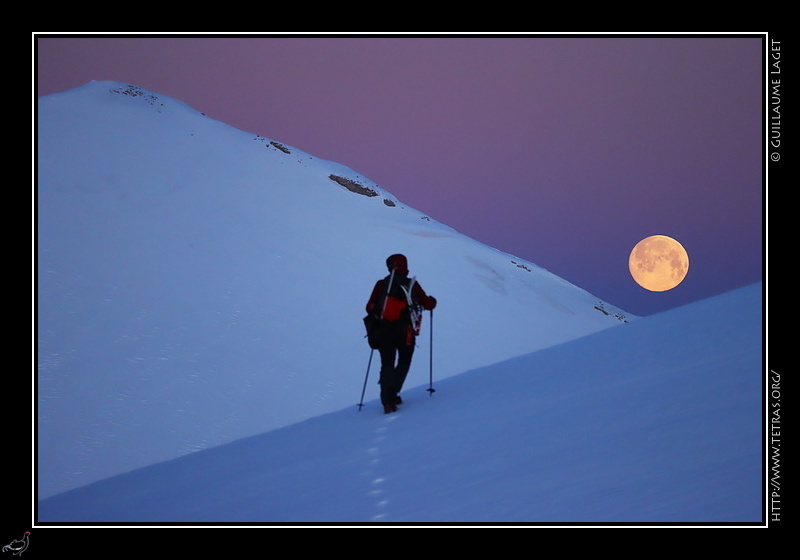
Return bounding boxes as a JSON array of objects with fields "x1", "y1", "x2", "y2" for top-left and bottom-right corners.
[
  {"x1": 113, "y1": 82, "x2": 406, "y2": 210},
  {"x1": 37, "y1": 80, "x2": 631, "y2": 499}
]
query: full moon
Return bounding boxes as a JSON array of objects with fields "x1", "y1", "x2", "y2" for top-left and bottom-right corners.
[{"x1": 628, "y1": 235, "x2": 689, "y2": 292}]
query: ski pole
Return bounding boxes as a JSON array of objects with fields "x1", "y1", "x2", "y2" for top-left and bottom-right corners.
[
  {"x1": 360, "y1": 268, "x2": 394, "y2": 410},
  {"x1": 358, "y1": 349, "x2": 374, "y2": 411},
  {"x1": 427, "y1": 308, "x2": 435, "y2": 395},
  {"x1": 380, "y1": 267, "x2": 396, "y2": 319},
  {"x1": 359, "y1": 267, "x2": 396, "y2": 411}
]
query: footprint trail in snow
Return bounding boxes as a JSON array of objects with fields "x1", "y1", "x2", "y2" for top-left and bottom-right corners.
[{"x1": 364, "y1": 414, "x2": 398, "y2": 521}]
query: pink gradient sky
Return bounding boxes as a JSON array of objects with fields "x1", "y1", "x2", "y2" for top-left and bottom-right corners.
[{"x1": 35, "y1": 34, "x2": 765, "y2": 316}]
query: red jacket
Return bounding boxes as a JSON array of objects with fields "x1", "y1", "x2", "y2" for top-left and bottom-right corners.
[{"x1": 366, "y1": 276, "x2": 437, "y2": 322}]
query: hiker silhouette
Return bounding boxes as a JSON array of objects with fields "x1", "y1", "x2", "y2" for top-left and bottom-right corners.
[{"x1": 365, "y1": 254, "x2": 437, "y2": 413}]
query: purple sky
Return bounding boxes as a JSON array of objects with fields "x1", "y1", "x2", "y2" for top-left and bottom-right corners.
[{"x1": 35, "y1": 34, "x2": 764, "y2": 316}]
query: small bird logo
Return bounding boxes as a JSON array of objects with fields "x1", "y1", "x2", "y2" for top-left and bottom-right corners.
[{"x1": 2, "y1": 532, "x2": 29, "y2": 556}]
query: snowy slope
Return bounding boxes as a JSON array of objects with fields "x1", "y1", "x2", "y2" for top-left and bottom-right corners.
[
  {"x1": 36, "y1": 81, "x2": 629, "y2": 499},
  {"x1": 37, "y1": 283, "x2": 762, "y2": 524}
]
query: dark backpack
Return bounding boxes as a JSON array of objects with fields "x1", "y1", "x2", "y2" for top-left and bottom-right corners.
[{"x1": 363, "y1": 275, "x2": 423, "y2": 349}]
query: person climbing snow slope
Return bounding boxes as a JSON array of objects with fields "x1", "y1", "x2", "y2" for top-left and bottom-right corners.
[{"x1": 365, "y1": 254, "x2": 437, "y2": 413}]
